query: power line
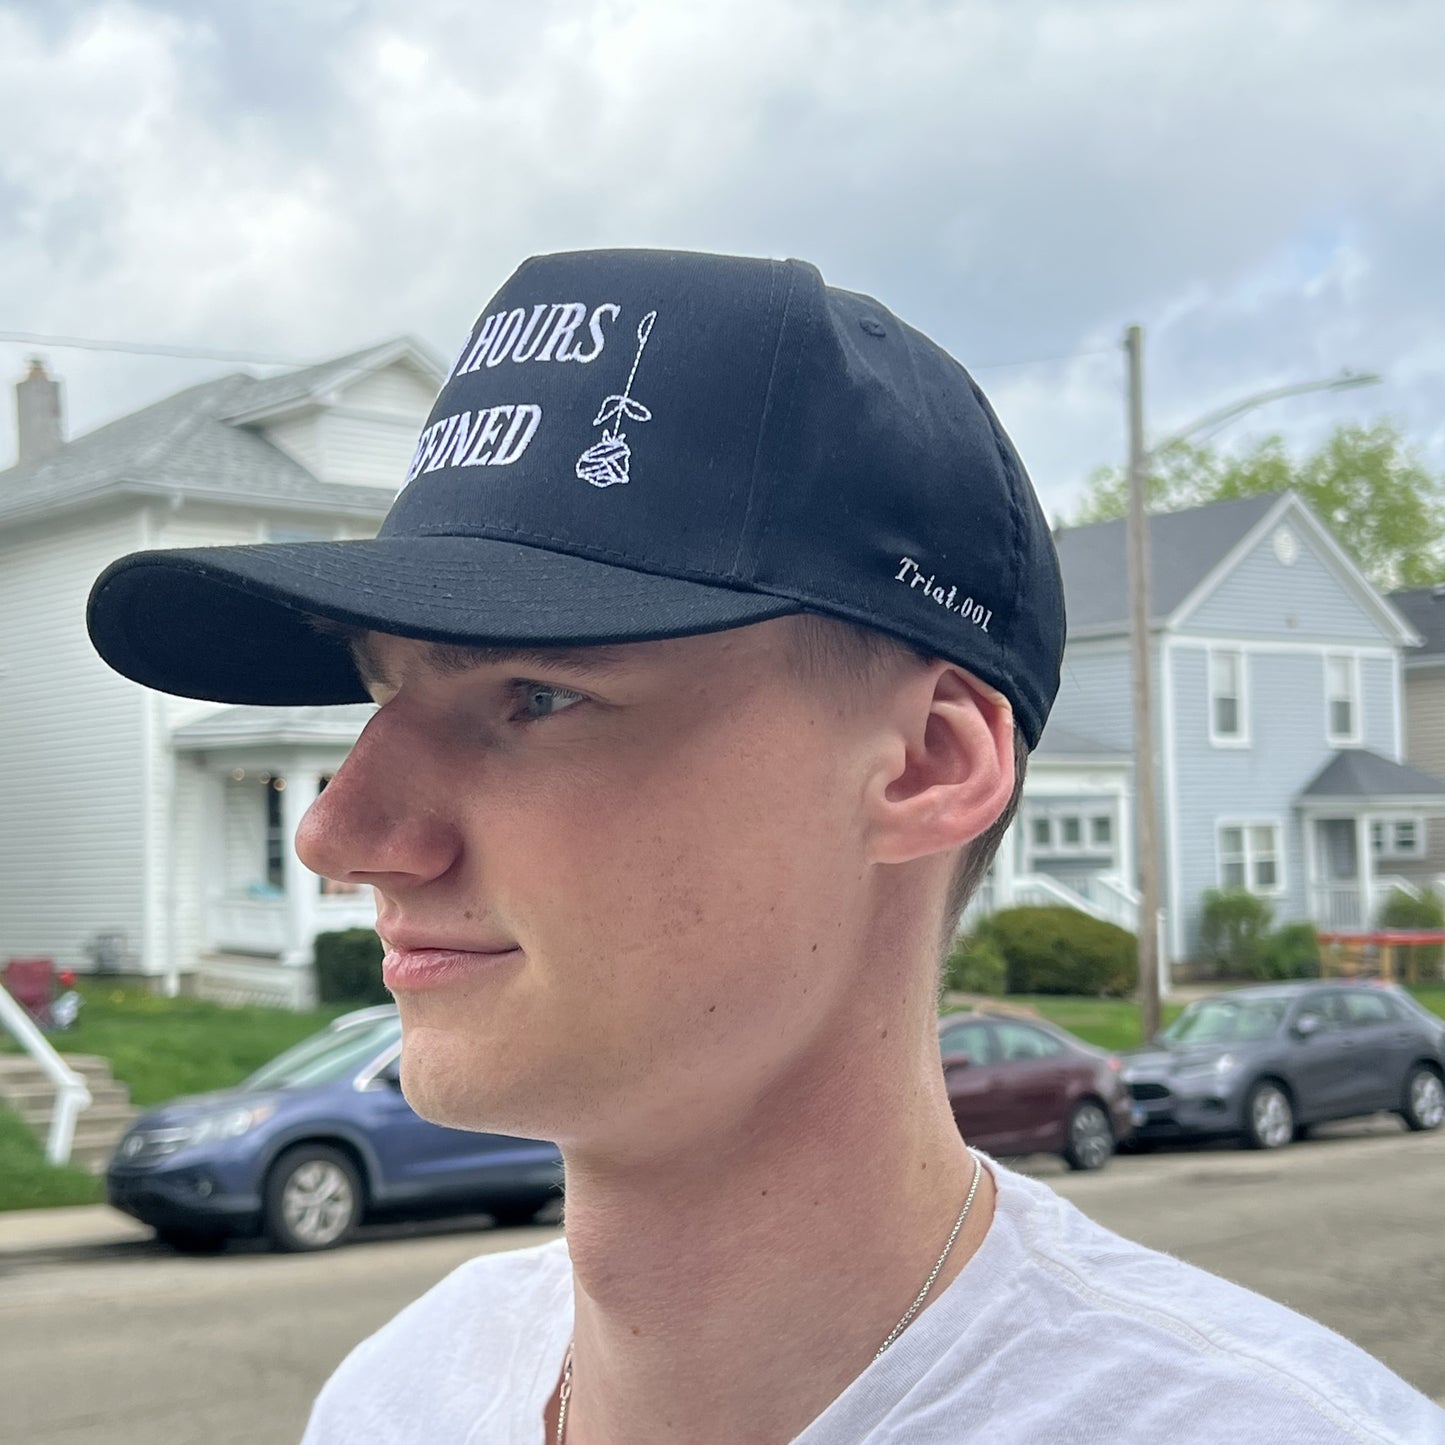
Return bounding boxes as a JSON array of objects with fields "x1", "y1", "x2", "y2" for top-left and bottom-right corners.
[
  {"x1": 0, "y1": 329, "x2": 308, "y2": 367},
  {"x1": 970, "y1": 346, "x2": 1115, "y2": 373},
  {"x1": 1, "y1": 325, "x2": 1116, "y2": 377}
]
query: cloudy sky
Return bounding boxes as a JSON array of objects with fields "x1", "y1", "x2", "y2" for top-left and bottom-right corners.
[{"x1": 1, "y1": 0, "x2": 1442, "y2": 520}]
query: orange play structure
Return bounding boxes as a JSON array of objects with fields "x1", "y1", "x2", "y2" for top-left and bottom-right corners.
[{"x1": 1316, "y1": 931, "x2": 1445, "y2": 985}]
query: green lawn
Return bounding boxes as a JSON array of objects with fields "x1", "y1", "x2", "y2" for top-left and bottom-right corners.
[
  {"x1": 0, "y1": 1108, "x2": 105, "y2": 1210},
  {"x1": 2, "y1": 980, "x2": 351, "y2": 1107},
  {"x1": 1407, "y1": 983, "x2": 1445, "y2": 1020},
  {"x1": 1016, "y1": 996, "x2": 1186, "y2": 1052}
]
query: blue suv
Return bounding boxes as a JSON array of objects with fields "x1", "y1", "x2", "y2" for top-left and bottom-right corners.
[{"x1": 106, "y1": 1006, "x2": 563, "y2": 1252}]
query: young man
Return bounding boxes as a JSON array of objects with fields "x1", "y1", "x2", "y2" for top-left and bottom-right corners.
[{"x1": 88, "y1": 249, "x2": 1440, "y2": 1443}]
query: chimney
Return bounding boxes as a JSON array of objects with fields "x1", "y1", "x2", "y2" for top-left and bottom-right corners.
[{"x1": 17, "y1": 357, "x2": 64, "y2": 465}]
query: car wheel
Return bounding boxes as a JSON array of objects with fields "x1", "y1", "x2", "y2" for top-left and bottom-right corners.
[
  {"x1": 1243, "y1": 1081, "x2": 1294, "y2": 1150},
  {"x1": 1400, "y1": 1065, "x2": 1445, "y2": 1132},
  {"x1": 155, "y1": 1226, "x2": 228, "y2": 1254},
  {"x1": 263, "y1": 1144, "x2": 363, "y2": 1252},
  {"x1": 1063, "y1": 1100, "x2": 1114, "y2": 1171}
]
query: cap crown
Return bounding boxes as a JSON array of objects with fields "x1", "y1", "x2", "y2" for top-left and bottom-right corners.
[{"x1": 384, "y1": 249, "x2": 1064, "y2": 744}]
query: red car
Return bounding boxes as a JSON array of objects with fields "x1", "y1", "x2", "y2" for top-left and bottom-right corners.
[{"x1": 937, "y1": 1011, "x2": 1136, "y2": 1170}]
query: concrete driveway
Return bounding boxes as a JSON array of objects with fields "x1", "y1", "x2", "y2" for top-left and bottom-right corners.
[{"x1": 1, "y1": 1116, "x2": 1440, "y2": 1443}]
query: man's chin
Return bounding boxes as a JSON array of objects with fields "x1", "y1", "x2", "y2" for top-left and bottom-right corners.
[{"x1": 396, "y1": 1040, "x2": 546, "y2": 1137}]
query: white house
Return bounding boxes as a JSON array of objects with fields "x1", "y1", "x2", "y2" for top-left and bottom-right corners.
[{"x1": 0, "y1": 342, "x2": 441, "y2": 1007}]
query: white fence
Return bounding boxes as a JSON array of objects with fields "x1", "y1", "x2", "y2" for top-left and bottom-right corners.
[{"x1": 0, "y1": 982, "x2": 92, "y2": 1165}]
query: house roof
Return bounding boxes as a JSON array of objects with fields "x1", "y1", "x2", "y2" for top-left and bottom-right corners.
[
  {"x1": 1298, "y1": 748, "x2": 1445, "y2": 802},
  {"x1": 173, "y1": 703, "x2": 374, "y2": 750},
  {"x1": 1033, "y1": 722, "x2": 1130, "y2": 764},
  {"x1": 1055, "y1": 490, "x2": 1418, "y2": 647},
  {"x1": 215, "y1": 337, "x2": 440, "y2": 424},
  {"x1": 1053, "y1": 493, "x2": 1280, "y2": 633},
  {"x1": 0, "y1": 338, "x2": 442, "y2": 528},
  {"x1": 1388, "y1": 584, "x2": 1445, "y2": 662}
]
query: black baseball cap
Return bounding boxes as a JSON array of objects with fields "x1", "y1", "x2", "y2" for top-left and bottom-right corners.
[{"x1": 87, "y1": 249, "x2": 1066, "y2": 747}]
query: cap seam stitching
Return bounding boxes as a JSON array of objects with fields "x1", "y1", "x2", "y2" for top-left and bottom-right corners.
[
  {"x1": 713, "y1": 265, "x2": 783, "y2": 579},
  {"x1": 730, "y1": 260, "x2": 803, "y2": 580}
]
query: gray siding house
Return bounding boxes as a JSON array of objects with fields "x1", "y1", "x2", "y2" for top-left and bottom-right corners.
[
  {"x1": 1388, "y1": 584, "x2": 1445, "y2": 896},
  {"x1": 0, "y1": 343, "x2": 441, "y2": 1005},
  {"x1": 989, "y1": 492, "x2": 1445, "y2": 963}
]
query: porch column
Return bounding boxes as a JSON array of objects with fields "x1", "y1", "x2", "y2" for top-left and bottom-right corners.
[
  {"x1": 280, "y1": 770, "x2": 322, "y2": 970},
  {"x1": 993, "y1": 814, "x2": 1018, "y2": 907},
  {"x1": 1355, "y1": 813, "x2": 1372, "y2": 931},
  {"x1": 1116, "y1": 782, "x2": 1135, "y2": 902}
]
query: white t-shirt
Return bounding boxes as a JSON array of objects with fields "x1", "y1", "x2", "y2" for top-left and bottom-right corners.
[{"x1": 302, "y1": 1161, "x2": 1443, "y2": 1443}]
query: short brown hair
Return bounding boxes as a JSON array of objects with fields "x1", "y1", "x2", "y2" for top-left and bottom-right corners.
[{"x1": 784, "y1": 614, "x2": 1027, "y2": 943}]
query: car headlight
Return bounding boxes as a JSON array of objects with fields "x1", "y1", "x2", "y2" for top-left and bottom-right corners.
[{"x1": 178, "y1": 1104, "x2": 276, "y2": 1148}]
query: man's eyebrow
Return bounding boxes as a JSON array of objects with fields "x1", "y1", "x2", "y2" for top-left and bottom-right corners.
[
  {"x1": 338, "y1": 628, "x2": 634, "y2": 688},
  {"x1": 423, "y1": 642, "x2": 634, "y2": 680}
]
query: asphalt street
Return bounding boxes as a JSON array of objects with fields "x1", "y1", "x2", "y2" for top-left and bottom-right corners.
[{"x1": 2, "y1": 1117, "x2": 1441, "y2": 1444}]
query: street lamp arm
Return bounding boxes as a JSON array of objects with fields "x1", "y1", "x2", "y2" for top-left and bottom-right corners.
[{"x1": 1157, "y1": 371, "x2": 1383, "y2": 453}]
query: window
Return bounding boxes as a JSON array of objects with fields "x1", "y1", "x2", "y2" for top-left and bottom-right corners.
[
  {"x1": 939, "y1": 1022, "x2": 995, "y2": 1065},
  {"x1": 264, "y1": 776, "x2": 286, "y2": 890},
  {"x1": 1023, "y1": 805, "x2": 1117, "y2": 858},
  {"x1": 1325, "y1": 654, "x2": 1360, "y2": 744},
  {"x1": 993, "y1": 1021, "x2": 1066, "y2": 1062},
  {"x1": 1339, "y1": 992, "x2": 1393, "y2": 1027},
  {"x1": 1370, "y1": 818, "x2": 1423, "y2": 860},
  {"x1": 1217, "y1": 822, "x2": 1283, "y2": 894},
  {"x1": 1209, "y1": 650, "x2": 1247, "y2": 744}
]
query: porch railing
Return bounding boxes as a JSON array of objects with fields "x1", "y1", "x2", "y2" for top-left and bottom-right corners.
[
  {"x1": 1011, "y1": 872, "x2": 1141, "y2": 931},
  {"x1": 0, "y1": 981, "x2": 92, "y2": 1165},
  {"x1": 959, "y1": 870, "x2": 1142, "y2": 935},
  {"x1": 1312, "y1": 884, "x2": 1364, "y2": 931}
]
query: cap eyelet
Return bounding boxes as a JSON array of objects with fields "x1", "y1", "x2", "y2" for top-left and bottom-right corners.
[{"x1": 859, "y1": 317, "x2": 887, "y2": 338}]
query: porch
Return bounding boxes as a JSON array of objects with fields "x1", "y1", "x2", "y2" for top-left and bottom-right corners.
[
  {"x1": 962, "y1": 724, "x2": 1139, "y2": 933},
  {"x1": 173, "y1": 705, "x2": 377, "y2": 1001},
  {"x1": 1299, "y1": 749, "x2": 1445, "y2": 932}
]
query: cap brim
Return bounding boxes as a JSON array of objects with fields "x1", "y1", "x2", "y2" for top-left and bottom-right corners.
[{"x1": 87, "y1": 536, "x2": 802, "y2": 704}]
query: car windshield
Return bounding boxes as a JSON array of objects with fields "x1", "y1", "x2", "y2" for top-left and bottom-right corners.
[
  {"x1": 242, "y1": 1016, "x2": 400, "y2": 1089},
  {"x1": 1161, "y1": 997, "x2": 1286, "y2": 1046}
]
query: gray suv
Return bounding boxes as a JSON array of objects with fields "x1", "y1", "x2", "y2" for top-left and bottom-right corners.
[{"x1": 1122, "y1": 982, "x2": 1445, "y2": 1150}]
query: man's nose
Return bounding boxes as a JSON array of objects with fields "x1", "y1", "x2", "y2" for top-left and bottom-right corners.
[{"x1": 296, "y1": 711, "x2": 460, "y2": 888}]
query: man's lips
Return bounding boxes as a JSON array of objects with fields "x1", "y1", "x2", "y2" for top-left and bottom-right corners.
[{"x1": 381, "y1": 944, "x2": 523, "y2": 992}]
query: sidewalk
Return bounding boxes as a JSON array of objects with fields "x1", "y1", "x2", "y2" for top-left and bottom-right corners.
[{"x1": 0, "y1": 1204, "x2": 150, "y2": 1256}]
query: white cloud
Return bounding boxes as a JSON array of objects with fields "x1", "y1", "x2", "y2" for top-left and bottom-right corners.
[{"x1": 1, "y1": 0, "x2": 1442, "y2": 516}]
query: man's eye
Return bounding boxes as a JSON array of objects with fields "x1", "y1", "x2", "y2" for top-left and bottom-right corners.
[{"x1": 514, "y1": 683, "x2": 585, "y2": 720}]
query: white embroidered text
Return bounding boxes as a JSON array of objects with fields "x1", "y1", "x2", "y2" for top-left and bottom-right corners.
[
  {"x1": 405, "y1": 404, "x2": 543, "y2": 481},
  {"x1": 893, "y1": 557, "x2": 993, "y2": 632}
]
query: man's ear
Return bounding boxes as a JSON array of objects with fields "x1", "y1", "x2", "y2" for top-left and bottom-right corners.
[{"x1": 866, "y1": 665, "x2": 1015, "y2": 866}]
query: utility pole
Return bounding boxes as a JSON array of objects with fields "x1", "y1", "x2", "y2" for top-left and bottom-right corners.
[{"x1": 1125, "y1": 325, "x2": 1162, "y2": 1040}]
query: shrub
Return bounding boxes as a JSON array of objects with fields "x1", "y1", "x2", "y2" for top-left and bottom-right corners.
[
  {"x1": 1258, "y1": 921, "x2": 1320, "y2": 980},
  {"x1": 313, "y1": 929, "x2": 389, "y2": 1006},
  {"x1": 943, "y1": 935, "x2": 1007, "y2": 997},
  {"x1": 1197, "y1": 889, "x2": 1274, "y2": 979},
  {"x1": 978, "y1": 906, "x2": 1138, "y2": 997},
  {"x1": 1376, "y1": 888, "x2": 1445, "y2": 976}
]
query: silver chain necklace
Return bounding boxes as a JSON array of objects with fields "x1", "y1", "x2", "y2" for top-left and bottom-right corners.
[{"x1": 554, "y1": 1151, "x2": 982, "y2": 1444}]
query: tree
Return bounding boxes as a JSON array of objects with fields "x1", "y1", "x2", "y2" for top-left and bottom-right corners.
[{"x1": 1072, "y1": 420, "x2": 1445, "y2": 591}]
